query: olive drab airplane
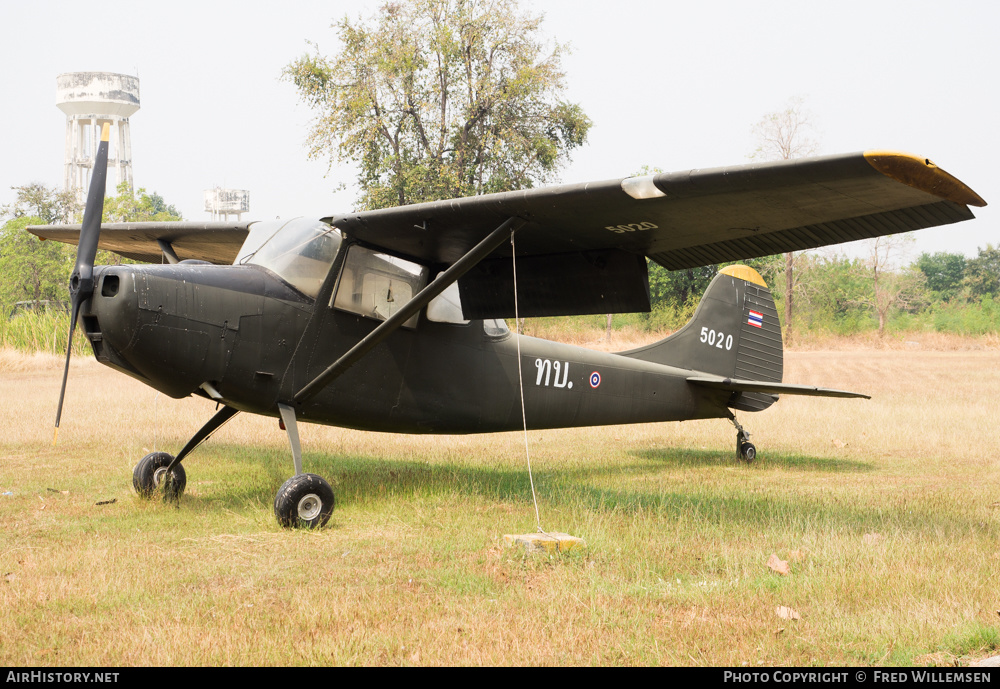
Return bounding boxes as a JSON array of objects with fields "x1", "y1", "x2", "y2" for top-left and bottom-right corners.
[{"x1": 29, "y1": 123, "x2": 987, "y2": 528}]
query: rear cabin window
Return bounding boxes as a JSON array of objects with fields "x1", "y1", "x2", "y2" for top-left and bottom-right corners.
[
  {"x1": 483, "y1": 318, "x2": 510, "y2": 338},
  {"x1": 424, "y1": 282, "x2": 510, "y2": 338},
  {"x1": 332, "y1": 246, "x2": 429, "y2": 329},
  {"x1": 426, "y1": 281, "x2": 469, "y2": 325}
]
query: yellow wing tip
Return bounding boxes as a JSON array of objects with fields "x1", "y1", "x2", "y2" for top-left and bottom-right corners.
[
  {"x1": 864, "y1": 150, "x2": 986, "y2": 207},
  {"x1": 720, "y1": 265, "x2": 767, "y2": 287}
]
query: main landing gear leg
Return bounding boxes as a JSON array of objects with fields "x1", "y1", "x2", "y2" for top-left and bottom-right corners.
[
  {"x1": 273, "y1": 404, "x2": 334, "y2": 529},
  {"x1": 133, "y1": 405, "x2": 240, "y2": 501},
  {"x1": 728, "y1": 412, "x2": 756, "y2": 463}
]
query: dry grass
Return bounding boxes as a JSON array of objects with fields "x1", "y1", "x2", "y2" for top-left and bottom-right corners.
[
  {"x1": 0, "y1": 348, "x2": 70, "y2": 374},
  {"x1": 521, "y1": 322, "x2": 1000, "y2": 354},
  {"x1": 1, "y1": 344, "x2": 998, "y2": 666},
  {"x1": 789, "y1": 330, "x2": 1000, "y2": 352}
]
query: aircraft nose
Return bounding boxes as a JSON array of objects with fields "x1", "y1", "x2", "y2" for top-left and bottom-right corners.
[{"x1": 82, "y1": 266, "x2": 139, "y2": 360}]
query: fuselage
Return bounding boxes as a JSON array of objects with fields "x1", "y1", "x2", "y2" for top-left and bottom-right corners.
[{"x1": 82, "y1": 255, "x2": 730, "y2": 434}]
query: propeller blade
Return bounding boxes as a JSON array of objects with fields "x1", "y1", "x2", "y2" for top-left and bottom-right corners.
[
  {"x1": 72, "y1": 122, "x2": 111, "y2": 301},
  {"x1": 53, "y1": 122, "x2": 111, "y2": 444}
]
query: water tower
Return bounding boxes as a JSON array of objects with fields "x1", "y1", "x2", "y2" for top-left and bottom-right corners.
[
  {"x1": 204, "y1": 187, "x2": 250, "y2": 221},
  {"x1": 56, "y1": 72, "x2": 140, "y2": 204}
]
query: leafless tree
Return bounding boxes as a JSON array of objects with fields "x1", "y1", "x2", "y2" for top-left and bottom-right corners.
[
  {"x1": 850, "y1": 234, "x2": 925, "y2": 336},
  {"x1": 750, "y1": 96, "x2": 819, "y2": 347}
]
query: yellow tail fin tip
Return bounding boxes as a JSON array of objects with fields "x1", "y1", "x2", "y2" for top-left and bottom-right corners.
[{"x1": 720, "y1": 264, "x2": 767, "y2": 287}]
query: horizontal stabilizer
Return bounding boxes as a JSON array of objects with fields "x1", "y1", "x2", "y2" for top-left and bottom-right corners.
[{"x1": 687, "y1": 376, "x2": 870, "y2": 399}]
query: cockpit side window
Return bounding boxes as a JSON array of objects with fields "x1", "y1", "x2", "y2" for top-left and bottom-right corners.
[
  {"x1": 331, "y1": 245, "x2": 428, "y2": 329},
  {"x1": 244, "y1": 218, "x2": 342, "y2": 299}
]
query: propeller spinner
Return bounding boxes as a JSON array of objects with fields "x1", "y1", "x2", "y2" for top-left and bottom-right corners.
[{"x1": 53, "y1": 122, "x2": 111, "y2": 444}]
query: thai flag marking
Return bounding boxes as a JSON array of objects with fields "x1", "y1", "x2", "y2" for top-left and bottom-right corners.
[
  {"x1": 590, "y1": 372, "x2": 601, "y2": 388},
  {"x1": 748, "y1": 310, "x2": 764, "y2": 328}
]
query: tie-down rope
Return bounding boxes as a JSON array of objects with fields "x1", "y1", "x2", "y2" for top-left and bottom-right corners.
[{"x1": 511, "y1": 231, "x2": 549, "y2": 535}]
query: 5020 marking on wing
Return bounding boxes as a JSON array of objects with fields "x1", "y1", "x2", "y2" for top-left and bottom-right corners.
[{"x1": 604, "y1": 222, "x2": 657, "y2": 233}]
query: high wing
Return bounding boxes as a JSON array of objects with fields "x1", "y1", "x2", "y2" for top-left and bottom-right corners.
[
  {"x1": 26, "y1": 221, "x2": 252, "y2": 265},
  {"x1": 328, "y1": 150, "x2": 985, "y2": 318},
  {"x1": 25, "y1": 151, "x2": 985, "y2": 319}
]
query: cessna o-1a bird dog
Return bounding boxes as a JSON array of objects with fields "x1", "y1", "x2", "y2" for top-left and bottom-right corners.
[{"x1": 30, "y1": 124, "x2": 986, "y2": 528}]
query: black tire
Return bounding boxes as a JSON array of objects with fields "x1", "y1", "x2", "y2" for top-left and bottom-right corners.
[
  {"x1": 274, "y1": 473, "x2": 335, "y2": 529},
  {"x1": 740, "y1": 442, "x2": 757, "y2": 463},
  {"x1": 133, "y1": 452, "x2": 187, "y2": 499}
]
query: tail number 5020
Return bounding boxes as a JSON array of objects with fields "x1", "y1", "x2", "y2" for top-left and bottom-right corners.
[{"x1": 700, "y1": 327, "x2": 733, "y2": 351}]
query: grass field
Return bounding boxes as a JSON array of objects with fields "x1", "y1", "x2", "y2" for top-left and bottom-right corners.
[{"x1": 1, "y1": 342, "x2": 998, "y2": 666}]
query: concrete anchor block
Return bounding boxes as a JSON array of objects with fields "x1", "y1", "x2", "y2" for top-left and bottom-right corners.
[{"x1": 504, "y1": 532, "x2": 586, "y2": 554}]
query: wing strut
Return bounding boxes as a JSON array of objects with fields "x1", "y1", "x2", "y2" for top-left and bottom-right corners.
[
  {"x1": 294, "y1": 216, "x2": 527, "y2": 404},
  {"x1": 156, "y1": 239, "x2": 180, "y2": 264}
]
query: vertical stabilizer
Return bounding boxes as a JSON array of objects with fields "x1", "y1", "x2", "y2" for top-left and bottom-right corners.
[{"x1": 621, "y1": 265, "x2": 783, "y2": 411}]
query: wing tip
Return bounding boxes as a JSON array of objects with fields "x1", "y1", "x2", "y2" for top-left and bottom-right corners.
[{"x1": 864, "y1": 150, "x2": 987, "y2": 208}]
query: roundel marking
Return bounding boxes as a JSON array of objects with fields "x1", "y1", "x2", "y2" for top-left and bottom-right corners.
[{"x1": 590, "y1": 371, "x2": 601, "y2": 388}]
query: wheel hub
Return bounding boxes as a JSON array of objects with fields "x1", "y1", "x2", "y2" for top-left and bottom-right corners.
[
  {"x1": 152, "y1": 466, "x2": 167, "y2": 486},
  {"x1": 297, "y1": 493, "x2": 322, "y2": 521}
]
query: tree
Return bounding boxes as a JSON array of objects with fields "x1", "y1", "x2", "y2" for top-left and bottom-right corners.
[
  {"x1": 915, "y1": 251, "x2": 966, "y2": 301},
  {"x1": 94, "y1": 183, "x2": 183, "y2": 266},
  {"x1": 648, "y1": 263, "x2": 718, "y2": 308},
  {"x1": 850, "y1": 234, "x2": 925, "y2": 336},
  {"x1": 0, "y1": 185, "x2": 79, "y2": 309},
  {"x1": 749, "y1": 96, "x2": 819, "y2": 346},
  {"x1": 1, "y1": 183, "x2": 80, "y2": 224},
  {"x1": 749, "y1": 96, "x2": 819, "y2": 162},
  {"x1": 963, "y1": 244, "x2": 1000, "y2": 299},
  {"x1": 0, "y1": 216, "x2": 73, "y2": 308},
  {"x1": 646, "y1": 255, "x2": 781, "y2": 311},
  {"x1": 0, "y1": 182, "x2": 184, "y2": 307},
  {"x1": 283, "y1": 0, "x2": 591, "y2": 210},
  {"x1": 102, "y1": 182, "x2": 183, "y2": 223},
  {"x1": 793, "y1": 254, "x2": 870, "y2": 333}
]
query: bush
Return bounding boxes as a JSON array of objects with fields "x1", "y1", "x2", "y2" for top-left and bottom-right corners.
[{"x1": 0, "y1": 310, "x2": 90, "y2": 356}]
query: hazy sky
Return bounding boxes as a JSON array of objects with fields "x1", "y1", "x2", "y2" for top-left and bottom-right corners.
[{"x1": 2, "y1": 0, "x2": 995, "y2": 260}]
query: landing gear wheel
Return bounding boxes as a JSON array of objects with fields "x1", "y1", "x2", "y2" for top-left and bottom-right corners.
[
  {"x1": 133, "y1": 452, "x2": 187, "y2": 499},
  {"x1": 739, "y1": 440, "x2": 757, "y2": 463},
  {"x1": 274, "y1": 473, "x2": 335, "y2": 529}
]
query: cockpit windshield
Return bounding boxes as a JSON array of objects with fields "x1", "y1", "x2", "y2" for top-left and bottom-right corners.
[{"x1": 242, "y1": 218, "x2": 342, "y2": 299}]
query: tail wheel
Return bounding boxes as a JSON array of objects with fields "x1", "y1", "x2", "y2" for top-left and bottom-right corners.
[
  {"x1": 274, "y1": 473, "x2": 335, "y2": 529},
  {"x1": 133, "y1": 452, "x2": 186, "y2": 499}
]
